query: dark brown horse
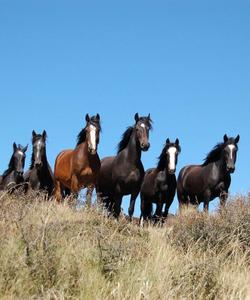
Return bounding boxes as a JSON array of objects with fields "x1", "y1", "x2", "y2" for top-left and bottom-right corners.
[
  {"x1": 140, "y1": 138, "x2": 181, "y2": 226},
  {"x1": 98, "y1": 113, "x2": 152, "y2": 218},
  {"x1": 54, "y1": 114, "x2": 101, "y2": 203},
  {"x1": 177, "y1": 134, "x2": 240, "y2": 211},
  {"x1": 0, "y1": 143, "x2": 28, "y2": 192},
  {"x1": 24, "y1": 130, "x2": 54, "y2": 196}
]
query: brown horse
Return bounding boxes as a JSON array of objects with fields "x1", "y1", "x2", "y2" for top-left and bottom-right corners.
[{"x1": 54, "y1": 114, "x2": 101, "y2": 204}]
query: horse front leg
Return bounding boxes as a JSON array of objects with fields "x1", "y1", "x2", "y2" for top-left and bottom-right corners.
[
  {"x1": 128, "y1": 189, "x2": 140, "y2": 221},
  {"x1": 113, "y1": 194, "x2": 123, "y2": 219},
  {"x1": 86, "y1": 184, "x2": 94, "y2": 207},
  {"x1": 219, "y1": 189, "x2": 228, "y2": 211},
  {"x1": 203, "y1": 190, "x2": 211, "y2": 212},
  {"x1": 140, "y1": 195, "x2": 152, "y2": 227}
]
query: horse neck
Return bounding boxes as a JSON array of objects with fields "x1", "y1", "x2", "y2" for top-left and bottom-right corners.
[
  {"x1": 125, "y1": 130, "x2": 141, "y2": 163},
  {"x1": 76, "y1": 141, "x2": 91, "y2": 161},
  {"x1": 210, "y1": 157, "x2": 228, "y2": 179}
]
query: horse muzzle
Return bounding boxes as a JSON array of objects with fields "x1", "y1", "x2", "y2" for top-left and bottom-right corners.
[
  {"x1": 168, "y1": 169, "x2": 176, "y2": 175},
  {"x1": 89, "y1": 148, "x2": 97, "y2": 155},
  {"x1": 227, "y1": 165, "x2": 235, "y2": 173},
  {"x1": 35, "y1": 162, "x2": 42, "y2": 170},
  {"x1": 16, "y1": 171, "x2": 24, "y2": 177},
  {"x1": 141, "y1": 143, "x2": 150, "y2": 152}
]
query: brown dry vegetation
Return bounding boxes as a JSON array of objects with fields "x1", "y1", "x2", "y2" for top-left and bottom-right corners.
[{"x1": 0, "y1": 192, "x2": 250, "y2": 299}]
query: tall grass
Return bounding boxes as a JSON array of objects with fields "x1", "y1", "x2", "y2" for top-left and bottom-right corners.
[{"x1": 0, "y1": 192, "x2": 250, "y2": 299}]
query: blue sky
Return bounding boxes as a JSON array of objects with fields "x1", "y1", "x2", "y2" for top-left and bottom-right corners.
[{"x1": 0, "y1": 1, "x2": 249, "y2": 215}]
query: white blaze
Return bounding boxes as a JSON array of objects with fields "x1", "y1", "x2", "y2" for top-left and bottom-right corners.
[
  {"x1": 228, "y1": 144, "x2": 235, "y2": 160},
  {"x1": 89, "y1": 124, "x2": 97, "y2": 151},
  {"x1": 36, "y1": 140, "x2": 42, "y2": 160},
  {"x1": 140, "y1": 123, "x2": 146, "y2": 128},
  {"x1": 17, "y1": 151, "x2": 24, "y2": 156},
  {"x1": 168, "y1": 147, "x2": 177, "y2": 171}
]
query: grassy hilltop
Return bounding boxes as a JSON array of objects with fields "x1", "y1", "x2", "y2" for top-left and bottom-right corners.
[{"x1": 0, "y1": 193, "x2": 250, "y2": 299}]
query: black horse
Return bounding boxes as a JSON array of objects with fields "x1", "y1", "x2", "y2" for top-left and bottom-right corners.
[
  {"x1": 98, "y1": 113, "x2": 152, "y2": 218},
  {"x1": 24, "y1": 130, "x2": 54, "y2": 196},
  {"x1": 140, "y1": 138, "x2": 181, "y2": 226},
  {"x1": 0, "y1": 143, "x2": 28, "y2": 192},
  {"x1": 177, "y1": 134, "x2": 240, "y2": 211}
]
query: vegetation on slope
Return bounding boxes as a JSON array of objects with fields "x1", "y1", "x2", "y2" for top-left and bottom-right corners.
[{"x1": 0, "y1": 192, "x2": 250, "y2": 299}]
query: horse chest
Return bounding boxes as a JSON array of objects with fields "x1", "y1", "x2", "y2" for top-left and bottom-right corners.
[{"x1": 127, "y1": 169, "x2": 141, "y2": 184}]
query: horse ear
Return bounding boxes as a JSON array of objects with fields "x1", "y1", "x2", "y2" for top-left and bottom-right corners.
[
  {"x1": 148, "y1": 113, "x2": 151, "y2": 119},
  {"x1": 175, "y1": 138, "x2": 179, "y2": 146},
  {"x1": 134, "y1": 113, "x2": 139, "y2": 123},
  {"x1": 96, "y1": 113, "x2": 100, "y2": 121},
  {"x1": 235, "y1": 134, "x2": 240, "y2": 144},
  {"x1": 13, "y1": 142, "x2": 17, "y2": 152},
  {"x1": 23, "y1": 144, "x2": 28, "y2": 153},
  {"x1": 166, "y1": 138, "x2": 170, "y2": 144},
  {"x1": 32, "y1": 130, "x2": 36, "y2": 138},
  {"x1": 85, "y1": 114, "x2": 90, "y2": 122},
  {"x1": 42, "y1": 130, "x2": 47, "y2": 140},
  {"x1": 223, "y1": 134, "x2": 228, "y2": 142}
]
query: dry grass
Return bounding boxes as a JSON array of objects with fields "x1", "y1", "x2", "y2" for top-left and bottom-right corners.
[{"x1": 1, "y1": 192, "x2": 250, "y2": 299}]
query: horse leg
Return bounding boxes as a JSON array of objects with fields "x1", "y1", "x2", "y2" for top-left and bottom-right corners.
[
  {"x1": 86, "y1": 184, "x2": 94, "y2": 207},
  {"x1": 128, "y1": 190, "x2": 140, "y2": 221},
  {"x1": 140, "y1": 196, "x2": 152, "y2": 227},
  {"x1": 154, "y1": 201, "x2": 164, "y2": 224},
  {"x1": 220, "y1": 190, "x2": 228, "y2": 209},
  {"x1": 203, "y1": 190, "x2": 211, "y2": 212},
  {"x1": 54, "y1": 179, "x2": 63, "y2": 203},
  {"x1": 113, "y1": 194, "x2": 122, "y2": 219}
]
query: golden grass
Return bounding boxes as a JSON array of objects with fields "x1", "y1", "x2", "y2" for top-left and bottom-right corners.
[{"x1": 0, "y1": 192, "x2": 250, "y2": 299}]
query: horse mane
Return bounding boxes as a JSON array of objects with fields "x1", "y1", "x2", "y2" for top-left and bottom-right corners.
[
  {"x1": 76, "y1": 128, "x2": 87, "y2": 146},
  {"x1": 202, "y1": 138, "x2": 238, "y2": 166},
  {"x1": 2, "y1": 154, "x2": 15, "y2": 178},
  {"x1": 157, "y1": 145, "x2": 168, "y2": 170},
  {"x1": 76, "y1": 116, "x2": 101, "y2": 146},
  {"x1": 117, "y1": 127, "x2": 134, "y2": 153}
]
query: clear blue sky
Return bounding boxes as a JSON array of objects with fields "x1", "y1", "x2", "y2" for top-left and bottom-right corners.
[{"x1": 1, "y1": 0, "x2": 249, "y2": 215}]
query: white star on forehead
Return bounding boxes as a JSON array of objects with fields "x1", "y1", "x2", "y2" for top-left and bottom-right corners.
[
  {"x1": 17, "y1": 151, "x2": 24, "y2": 156},
  {"x1": 140, "y1": 123, "x2": 146, "y2": 128}
]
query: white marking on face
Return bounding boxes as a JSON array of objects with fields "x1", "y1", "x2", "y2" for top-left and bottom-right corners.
[
  {"x1": 89, "y1": 124, "x2": 97, "y2": 151},
  {"x1": 140, "y1": 123, "x2": 146, "y2": 128},
  {"x1": 17, "y1": 151, "x2": 24, "y2": 156},
  {"x1": 36, "y1": 140, "x2": 42, "y2": 160},
  {"x1": 168, "y1": 147, "x2": 177, "y2": 171},
  {"x1": 228, "y1": 144, "x2": 235, "y2": 160}
]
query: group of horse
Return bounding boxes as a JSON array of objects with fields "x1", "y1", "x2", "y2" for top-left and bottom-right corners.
[{"x1": 0, "y1": 113, "x2": 240, "y2": 225}]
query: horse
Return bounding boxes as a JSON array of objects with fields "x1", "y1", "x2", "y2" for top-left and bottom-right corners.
[
  {"x1": 140, "y1": 138, "x2": 181, "y2": 226},
  {"x1": 24, "y1": 130, "x2": 54, "y2": 197},
  {"x1": 177, "y1": 134, "x2": 240, "y2": 212},
  {"x1": 98, "y1": 113, "x2": 152, "y2": 219},
  {"x1": 54, "y1": 113, "x2": 101, "y2": 204},
  {"x1": 0, "y1": 143, "x2": 28, "y2": 192}
]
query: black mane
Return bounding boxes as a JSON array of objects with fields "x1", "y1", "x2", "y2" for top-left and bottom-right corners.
[
  {"x1": 202, "y1": 138, "x2": 237, "y2": 166},
  {"x1": 76, "y1": 128, "x2": 87, "y2": 146},
  {"x1": 117, "y1": 127, "x2": 134, "y2": 153},
  {"x1": 2, "y1": 155, "x2": 15, "y2": 178}
]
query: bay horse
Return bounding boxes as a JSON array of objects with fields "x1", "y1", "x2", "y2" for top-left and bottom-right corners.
[
  {"x1": 177, "y1": 134, "x2": 240, "y2": 212},
  {"x1": 54, "y1": 114, "x2": 101, "y2": 204},
  {"x1": 140, "y1": 138, "x2": 181, "y2": 226},
  {"x1": 24, "y1": 130, "x2": 54, "y2": 197},
  {"x1": 0, "y1": 143, "x2": 28, "y2": 192},
  {"x1": 98, "y1": 113, "x2": 152, "y2": 219}
]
